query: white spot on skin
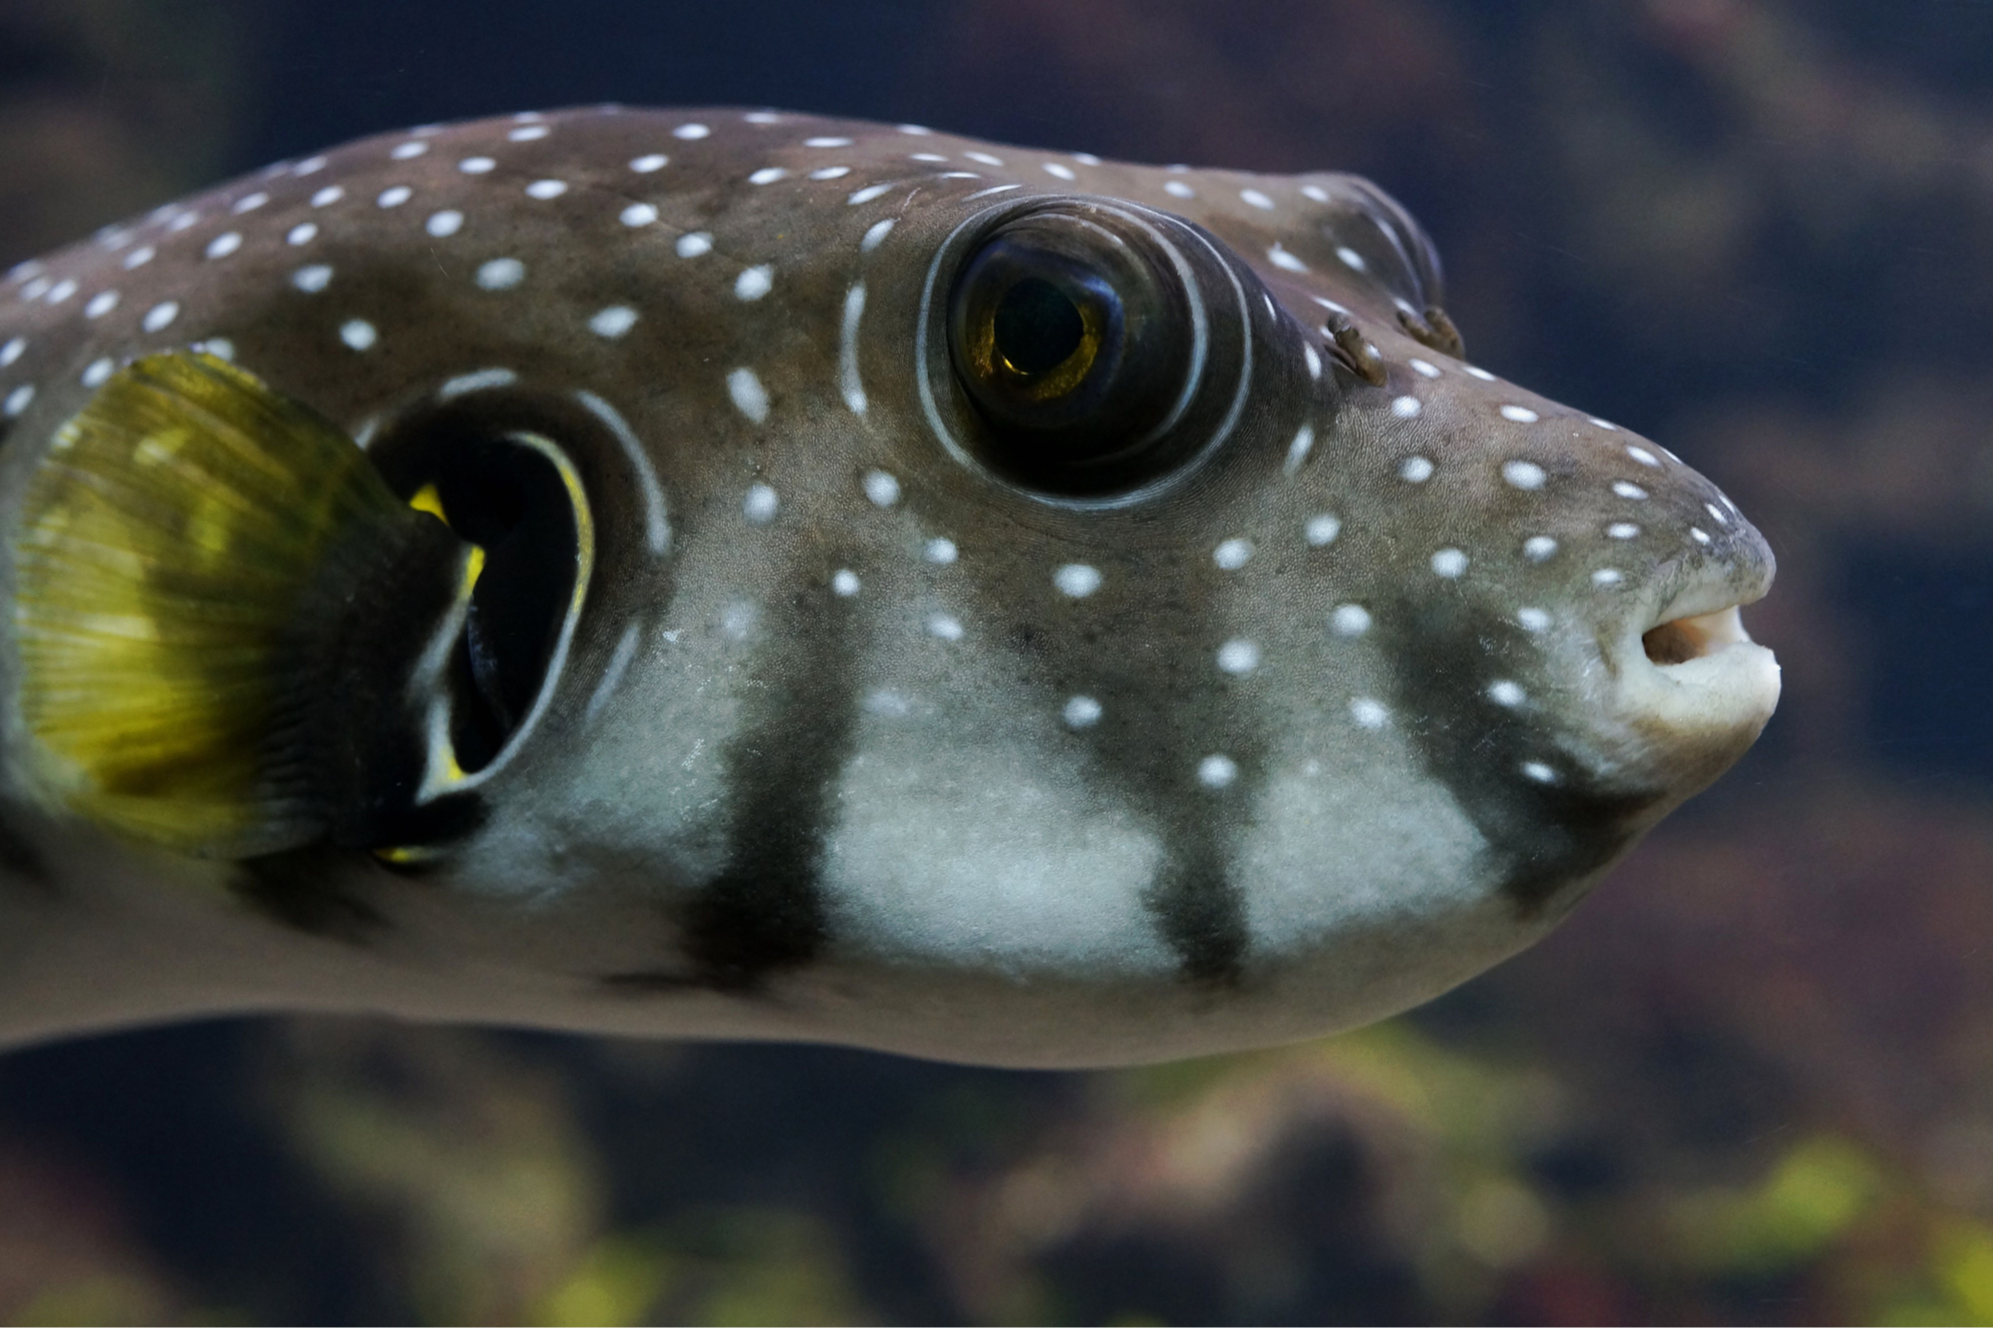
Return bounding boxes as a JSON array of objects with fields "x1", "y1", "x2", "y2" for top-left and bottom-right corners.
[
  {"x1": 1055, "y1": 564, "x2": 1102, "y2": 597},
  {"x1": 288, "y1": 222, "x2": 319, "y2": 245},
  {"x1": 205, "y1": 232, "x2": 242, "y2": 260},
  {"x1": 1613, "y1": 481, "x2": 1649, "y2": 500},
  {"x1": 1502, "y1": 460, "x2": 1547, "y2": 490},
  {"x1": 1521, "y1": 761, "x2": 1558, "y2": 784},
  {"x1": 861, "y1": 219, "x2": 896, "y2": 251},
  {"x1": 476, "y1": 258, "x2": 525, "y2": 290},
  {"x1": 81, "y1": 358, "x2": 114, "y2": 387},
  {"x1": 526, "y1": 179, "x2": 568, "y2": 200},
  {"x1": 458, "y1": 157, "x2": 496, "y2": 174},
  {"x1": 45, "y1": 279, "x2": 76, "y2": 304},
  {"x1": 1466, "y1": 366, "x2": 1497, "y2": 381},
  {"x1": 1607, "y1": 522, "x2": 1641, "y2": 540},
  {"x1": 807, "y1": 136, "x2": 855, "y2": 148},
  {"x1": 832, "y1": 569, "x2": 860, "y2": 597},
  {"x1": 743, "y1": 483, "x2": 779, "y2": 524},
  {"x1": 864, "y1": 470, "x2": 901, "y2": 507},
  {"x1": 1336, "y1": 246, "x2": 1367, "y2": 271},
  {"x1": 1043, "y1": 162, "x2": 1077, "y2": 180},
  {"x1": 166, "y1": 214, "x2": 197, "y2": 233},
  {"x1": 1350, "y1": 698, "x2": 1389, "y2": 729},
  {"x1": 123, "y1": 246, "x2": 155, "y2": 269},
  {"x1": 927, "y1": 613, "x2": 965, "y2": 642},
  {"x1": 1164, "y1": 180, "x2": 1194, "y2": 199},
  {"x1": 294, "y1": 156, "x2": 328, "y2": 175},
  {"x1": 311, "y1": 186, "x2": 344, "y2": 207},
  {"x1": 142, "y1": 301, "x2": 179, "y2": 332},
  {"x1": 839, "y1": 283, "x2": 868, "y2": 415},
  {"x1": 1500, "y1": 404, "x2": 1539, "y2": 423},
  {"x1": 508, "y1": 124, "x2": 550, "y2": 142},
  {"x1": 808, "y1": 166, "x2": 851, "y2": 181},
  {"x1": 1488, "y1": 680, "x2": 1527, "y2": 707},
  {"x1": 1706, "y1": 502, "x2": 1731, "y2": 526},
  {"x1": 589, "y1": 306, "x2": 638, "y2": 338},
  {"x1": 924, "y1": 538, "x2": 957, "y2": 565},
  {"x1": 437, "y1": 368, "x2": 518, "y2": 400},
  {"x1": 620, "y1": 202, "x2": 658, "y2": 227},
  {"x1": 727, "y1": 367, "x2": 769, "y2": 423},
  {"x1": 1627, "y1": 446, "x2": 1662, "y2": 468},
  {"x1": 848, "y1": 183, "x2": 893, "y2": 205},
  {"x1": 631, "y1": 154, "x2": 668, "y2": 172},
  {"x1": 1063, "y1": 696, "x2": 1102, "y2": 729},
  {"x1": 1523, "y1": 536, "x2": 1558, "y2": 561},
  {"x1": 1303, "y1": 343, "x2": 1321, "y2": 381},
  {"x1": 1592, "y1": 568, "x2": 1623, "y2": 586},
  {"x1": 1217, "y1": 639, "x2": 1260, "y2": 675},
  {"x1": 1301, "y1": 184, "x2": 1330, "y2": 202},
  {"x1": 722, "y1": 602, "x2": 757, "y2": 640},
  {"x1": 377, "y1": 186, "x2": 413, "y2": 208},
  {"x1": 1593, "y1": 418, "x2": 1622, "y2": 432},
  {"x1": 1400, "y1": 457, "x2": 1435, "y2": 483},
  {"x1": 673, "y1": 123, "x2": 711, "y2": 139},
  {"x1": 0, "y1": 337, "x2": 21, "y2": 366},
  {"x1": 1283, "y1": 424, "x2": 1315, "y2": 476},
  {"x1": 1517, "y1": 607, "x2": 1552, "y2": 632},
  {"x1": 963, "y1": 150, "x2": 1003, "y2": 165},
  {"x1": 340, "y1": 319, "x2": 378, "y2": 351},
  {"x1": 233, "y1": 191, "x2": 269, "y2": 213},
  {"x1": 83, "y1": 291, "x2": 118, "y2": 318},
  {"x1": 1268, "y1": 243, "x2": 1308, "y2": 273},
  {"x1": 735, "y1": 266, "x2": 773, "y2": 300},
  {"x1": 1691, "y1": 527, "x2": 1711, "y2": 544},
  {"x1": 676, "y1": 232, "x2": 713, "y2": 258},
  {"x1": 1240, "y1": 188, "x2": 1275, "y2": 210},
  {"x1": 1305, "y1": 514, "x2": 1341, "y2": 546},
  {"x1": 1431, "y1": 548, "x2": 1468, "y2": 578},
  {"x1": 1213, "y1": 538, "x2": 1254, "y2": 570},
  {"x1": 1390, "y1": 395, "x2": 1421, "y2": 419},
  {"x1": 292, "y1": 265, "x2": 333, "y2": 293},
  {"x1": 198, "y1": 338, "x2": 232, "y2": 361},
  {"x1": 3, "y1": 385, "x2": 33, "y2": 417},
  {"x1": 1198, "y1": 755, "x2": 1239, "y2": 788},
  {"x1": 391, "y1": 141, "x2": 429, "y2": 159},
  {"x1": 863, "y1": 689, "x2": 910, "y2": 718},
  {"x1": 1330, "y1": 604, "x2": 1371, "y2": 637},
  {"x1": 749, "y1": 167, "x2": 788, "y2": 184}
]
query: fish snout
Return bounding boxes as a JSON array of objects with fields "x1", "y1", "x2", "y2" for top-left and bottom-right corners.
[{"x1": 1599, "y1": 522, "x2": 1780, "y2": 793}]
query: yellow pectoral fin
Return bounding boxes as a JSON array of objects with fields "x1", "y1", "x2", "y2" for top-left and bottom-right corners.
[{"x1": 13, "y1": 352, "x2": 434, "y2": 857}]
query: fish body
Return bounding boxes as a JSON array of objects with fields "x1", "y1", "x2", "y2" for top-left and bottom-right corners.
[{"x1": 0, "y1": 109, "x2": 1778, "y2": 1066}]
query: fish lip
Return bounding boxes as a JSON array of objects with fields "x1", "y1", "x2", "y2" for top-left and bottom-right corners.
[{"x1": 1607, "y1": 551, "x2": 1781, "y2": 762}]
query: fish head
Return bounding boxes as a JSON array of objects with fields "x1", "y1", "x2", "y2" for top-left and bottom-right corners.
[{"x1": 0, "y1": 110, "x2": 1779, "y2": 1062}]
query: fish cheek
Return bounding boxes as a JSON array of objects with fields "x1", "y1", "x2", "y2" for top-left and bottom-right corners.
[{"x1": 1374, "y1": 599, "x2": 1666, "y2": 917}]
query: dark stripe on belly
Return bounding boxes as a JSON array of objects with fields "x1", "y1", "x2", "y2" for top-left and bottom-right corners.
[
  {"x1": 677, "y1": 583, "x2": 860, "y2": 992},
  {"x1": 1377, "y1": 596, "x2": 1664, "y2": 917}
]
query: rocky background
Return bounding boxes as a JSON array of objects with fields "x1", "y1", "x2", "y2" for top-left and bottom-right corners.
[{"x1": 4, "y1": 0, "x2": 1992, "y2": 1321}]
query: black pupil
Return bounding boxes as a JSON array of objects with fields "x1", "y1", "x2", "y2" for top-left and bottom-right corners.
[{"x1": 993, "y1": 278, "x2": 1084, "y2": 375}]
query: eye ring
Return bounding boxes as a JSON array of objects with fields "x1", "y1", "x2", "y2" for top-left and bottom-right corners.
[{"x1": 917, "y1": 197, "x2": 1253, "y2": 506}]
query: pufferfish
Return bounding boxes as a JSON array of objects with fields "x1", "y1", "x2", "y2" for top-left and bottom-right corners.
[{"x1": 0, "y1": 107, "x2": 1779, "y2": 1066}]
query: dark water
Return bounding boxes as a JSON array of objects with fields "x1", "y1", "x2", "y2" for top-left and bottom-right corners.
[{"x1": 3, "y1": 0, "x2": 1990, "y2": 1321}]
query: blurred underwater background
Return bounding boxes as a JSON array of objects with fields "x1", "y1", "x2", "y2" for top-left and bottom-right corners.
[{"x1": 5, "y1": 0, "x2": 1993, "y2": 1321}]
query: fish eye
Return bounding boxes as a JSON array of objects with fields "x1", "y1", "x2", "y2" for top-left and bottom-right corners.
[{"x1": 942, "y1": 204, "x2": 1237, "y2": 499}]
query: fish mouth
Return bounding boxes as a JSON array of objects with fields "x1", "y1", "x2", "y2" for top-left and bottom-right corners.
[{"x1": 1613, "y1": 576, "x2": 1781, "y2": 769}]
